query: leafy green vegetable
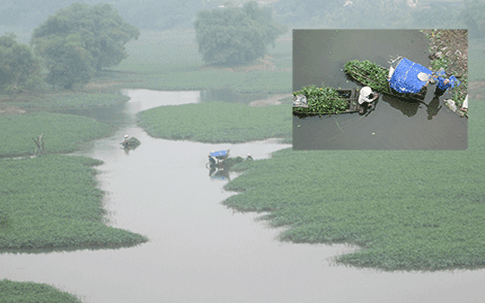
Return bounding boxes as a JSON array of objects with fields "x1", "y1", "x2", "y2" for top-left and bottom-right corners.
[
  {"x1": 292, "y1": 85, "x2": 349, "y2": 115},
  {"x1": 344, "y1": 59, "x2": 390, "y2": 93}
]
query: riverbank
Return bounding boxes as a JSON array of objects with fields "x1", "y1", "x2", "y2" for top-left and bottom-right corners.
[
  {"x1": 0, "y1": 113, "x2": 112, "y2": 157},
  {"x1": 0, "y1": 91, "x2": 129, "y2": 111},
  {"x1": 421, "y1": 29, "x2": 468, "y2": 114},
  {"x1": 223, "y1": 144, "x2": 485, "y2": 271}
]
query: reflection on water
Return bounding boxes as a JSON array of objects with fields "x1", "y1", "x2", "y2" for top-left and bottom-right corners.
[
  {"x1": 208, "y1": 166, "x2": 231, "y2": 180},
  {"x1": 1, "y1": 90, "x2": 483, "y2": 303},
  {"x1": 292, "y1": 29, "x2": 467, "y2": 150}
]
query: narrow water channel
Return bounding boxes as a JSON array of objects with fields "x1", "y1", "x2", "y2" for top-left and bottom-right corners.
[{"x1": 1, "y1": 90, "x2": 484, "y2": 303}]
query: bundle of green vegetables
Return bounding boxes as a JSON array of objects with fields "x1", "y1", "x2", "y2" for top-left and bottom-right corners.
[
  {"x1": 292, "y1": 85, "x2": 349, "y2": 115},
  {"x1": 344, "y1": 59, "x2": 390, "y2": 94}
]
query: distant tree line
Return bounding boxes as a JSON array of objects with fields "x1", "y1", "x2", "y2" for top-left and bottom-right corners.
[{"x1": 0, "y1": 3, "x2": 139, "y2": 91}]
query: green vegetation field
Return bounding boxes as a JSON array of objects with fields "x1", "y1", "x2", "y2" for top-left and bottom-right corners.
[
  {"x1": 137, "y1": 102, "x2": 292, "y2": 143},
  {"x1": 111, "y1": 29, "x2": 292, "y2": 93},
  {"x1": 0, "y1": 112, "x2": 147, "y2": 252},
  {"x1": 0, "y1": 112, "x2": 112, "y2": 157},
  {"x1": 222, "y1": 96, "x2": 484, "y2": 270},
  {"x1": 0, "y1": 279, "x2": 82, "y2": 303},
  {"x1": 0, "y1": 154, "x2": 147, "y2": 251}
]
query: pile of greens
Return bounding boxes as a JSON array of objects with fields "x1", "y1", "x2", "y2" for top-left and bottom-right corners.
[
  {"x1": 344, "y1": 59, "x2": 390, "y2": 93},
  {"x1": 292, "y1": 85, "x2": 349, "y2": 115}
]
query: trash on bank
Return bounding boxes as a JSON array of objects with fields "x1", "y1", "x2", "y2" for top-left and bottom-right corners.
[{"x1": 444, "y1": 99, "x2": 457, "y2": 112}]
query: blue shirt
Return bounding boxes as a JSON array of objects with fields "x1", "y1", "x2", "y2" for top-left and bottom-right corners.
[{"x1": 436, "y1": 77, "x2": 452, "y2": 91}]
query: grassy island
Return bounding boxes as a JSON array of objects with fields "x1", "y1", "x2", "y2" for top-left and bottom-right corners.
[
  {"x1": 137, "y1": 102, "x2": 292, "y2": 143},
  {"x1": 0, "y1": 154, "x2": 148, "y2": 251},
  {"x1": 0, "y1": 279, "x2": 83, "y2": 303}
]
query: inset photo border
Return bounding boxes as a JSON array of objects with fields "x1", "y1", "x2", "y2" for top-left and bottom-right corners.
[{"x1": 292, "y1": 29, "x2": 468, "y2": 150}]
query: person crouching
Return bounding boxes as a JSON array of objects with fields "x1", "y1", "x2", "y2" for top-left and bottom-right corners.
[{"x1": 358, "y1": 86, "x2": 378, "y2": 111}]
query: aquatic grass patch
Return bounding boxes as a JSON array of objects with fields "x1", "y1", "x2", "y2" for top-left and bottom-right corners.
[
  {"x1": 137, "y1": 102, "x2": 292, "y2": 143},
  {"x1": 223, "y1": 102, "x2": 485, "y2": 270},
  {"x1": 0, "y1": 279, "x2": 82, "y2": 303},
  {"x1": 0, "y1": 112, "x2": 112, "y2": 157},
  {"x1": 0, "y1": 155, "x2": 148, "y2": 251}
]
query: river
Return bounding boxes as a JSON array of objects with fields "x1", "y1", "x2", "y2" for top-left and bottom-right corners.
[{"x1": 1, "y1": 90, "x2": 484, "y2": 303}]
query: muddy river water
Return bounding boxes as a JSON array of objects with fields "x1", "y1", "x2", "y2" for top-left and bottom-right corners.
[{"x1": 1, "y1": 90, "x2": 484, "y2": 302}]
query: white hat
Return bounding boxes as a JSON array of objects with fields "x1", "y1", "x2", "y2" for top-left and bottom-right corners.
[
  {"x1": 361, "y1": 86, "x2": 372, "y2": 97},
  {"x1": 124, "y1": 135, "x2": 129, "y2": 138}
]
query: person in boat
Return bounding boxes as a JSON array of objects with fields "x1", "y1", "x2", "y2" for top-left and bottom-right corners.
[
  {"x1": 358, "y1": 86, "x2": 378, "y2": 109},
  {"x1": 123, "y1": 135, "x2": 129, "y2": 143},
  {"x1": 208, "y1": 154, "x2": 216, "y2": 165},
  {"x1": 246, "y1": 153, "x2": 253, "y2": 161}
]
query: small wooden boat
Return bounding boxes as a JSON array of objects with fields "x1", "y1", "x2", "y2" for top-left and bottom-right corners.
[
  {"x1": 344, "y1": 57, "x2": 431, "y2": 102},
  {"x1": 121, "y1": 137, "x2": 141, "y2": 149},
  {"x1": 207, "y1": 150, "x2": 230, "y2": 167}
]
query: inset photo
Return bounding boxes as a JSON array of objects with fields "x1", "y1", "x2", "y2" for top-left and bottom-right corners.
[{"x1": 292, "y1": 29, "x2": 468, "y2": 150}]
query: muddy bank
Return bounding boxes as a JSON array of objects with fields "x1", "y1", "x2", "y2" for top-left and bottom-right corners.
[{"x1": 421, "y1": 29, "x2": 468, "y2": 113}]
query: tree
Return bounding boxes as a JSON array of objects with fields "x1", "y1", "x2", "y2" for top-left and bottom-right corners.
[
  {"x1": 31, "y1": 3, "x2": 139, "y2": 88},
  {"x1": 194, "y1": 1, "x2": 287, "y2": 66},
  {"x1": 0, "y1": 33, "x2": 42, "y2": 93},
  {"x1": 34, "y1": 33, "x2": 95, "y2": 89}
]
